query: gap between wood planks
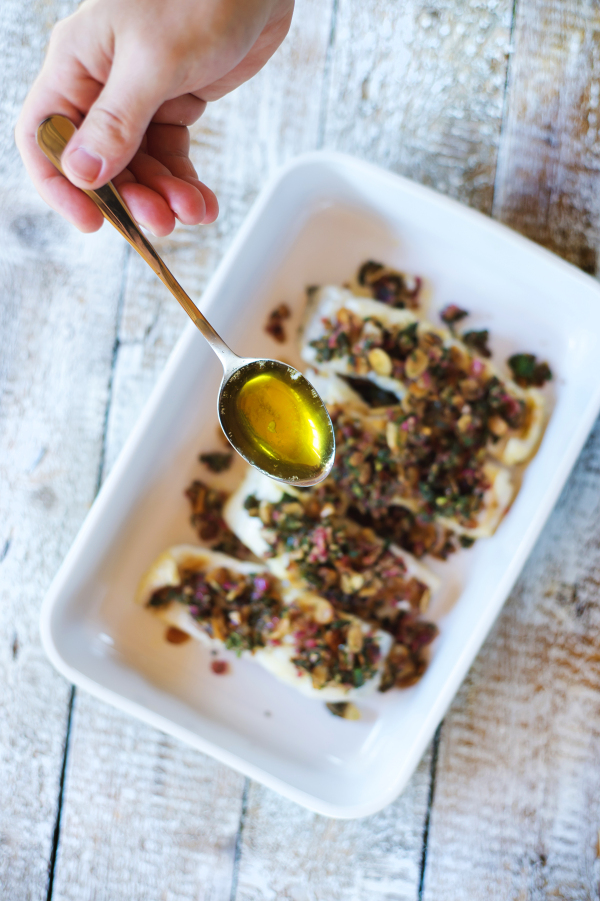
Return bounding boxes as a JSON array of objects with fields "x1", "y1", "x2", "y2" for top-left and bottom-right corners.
[
  {"x1": 317, "y1": 0, "x2": 339, "y2": 149},
  {"x1": 46, "y1": 687, "x2": 75, "y2": 901},
  {"x1": 45, "y1": 246, "x2": 131, "y2": 901},
  {"x1": 417, "y1": 725, "x2": 442, "y2": 901},
  {"x1": 492, "y1": 0, "x2": 520, "y2": 219},
  {"x1": 229, "y1": 779, "x2": 250, "y2": 901}
]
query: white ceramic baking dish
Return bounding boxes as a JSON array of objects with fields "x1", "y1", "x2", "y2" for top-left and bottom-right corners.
[{"x1": 41, "y1": 152, "x2": 600, "y2": 818}]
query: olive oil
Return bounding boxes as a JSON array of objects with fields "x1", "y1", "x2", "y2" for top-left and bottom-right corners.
[{"x1": 219, "y1": 360, "x2": 335, "y2": 484}]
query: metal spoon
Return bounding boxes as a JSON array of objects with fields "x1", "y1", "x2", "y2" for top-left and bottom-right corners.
[{"x1": 37, "y1": 115, "x2": 335, "y2": 487}]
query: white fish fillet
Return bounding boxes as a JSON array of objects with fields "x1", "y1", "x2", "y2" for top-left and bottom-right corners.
[
  {"x1": 223, "y1": 469, "x2": 440, "y2": 601},
  {"x1": 136, "y1": 544, "x2": 392, "y2": 700},
  {"x1": 301, "y1": 286, "x2": 546, "y2": 466}
]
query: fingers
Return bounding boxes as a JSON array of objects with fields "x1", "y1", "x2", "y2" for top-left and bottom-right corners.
[
  {"x1": 126, "y1": 151, "x2": 206, "y2": 229},
  {"x1": 38, "y1": 169, "x2": 105, "y2": 232},
  {"x1": 113, "y1": 128, "x2": 218, "y2": 234},
  {"x1": 146, "y1": 123, "x2": 196, "y2": 179},
  {"x1": 146, "y1": 123, "x2": 219, "y2": 223},
  {"x1": 114, "y1": 179, "x2": 177, "y2": 237},
  {"x1": 152, "y1": 94, "x2": 207, "y2": 127}
]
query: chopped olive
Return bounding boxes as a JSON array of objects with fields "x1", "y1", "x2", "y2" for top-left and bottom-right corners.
[
  {"x1": 356, "y1": 261, "x2": 421, "y2": 307},
  {"x1": 372, "y1": 274, "x2": 407, "y2": 306},
  {"x1": 440, "y1": 304, "x2": 469, "y2": 326},
  {"x1": 211, "y1": 659, "x2": 230, "y2": 674},
  {"x1": 357, "y1": 260, "x2": 385, "y2": 286},
  {"x1": 265, "y1": 303, "x2": 291, "y2": 343},
  {"x1": 462, "y1": 329, "x2": 491, "y2": 358},
  {"x1": 343, "y1": 376, "x2": 399, "y2": 408},
  {"x1": 199, "y1": 451, "x2": 233, "y2": 473},
  {"x1": 185, "y1": 479, "x2": 253, "y2": 559},
  {"x1": 508, "y1": 353, "x2": 552, "y2": 388}
]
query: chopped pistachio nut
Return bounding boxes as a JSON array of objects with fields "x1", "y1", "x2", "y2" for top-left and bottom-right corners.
[
  {"x1": 326, "y1": 701, "x2": 361, "y2": 720},
  {"x1": 367, "y1": 347, "x2": 393, "y2": 376}
]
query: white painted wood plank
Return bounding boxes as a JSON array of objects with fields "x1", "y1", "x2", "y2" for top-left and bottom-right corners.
[
  {"x1": 0, "y1": 1, "x2": 128, "y2": 897},
  {"x1": 322, "y1": 0, "x2": 513, "y2": 212},
  {"x1": 493, "y1": 0, "x2": 600, "y2": 271},
  {"x1": 53, "y1": 694, "x2": 246, "y2": 901},
  {"x1": 52, "y1": 4, "x2": 339, "y2": 899},
  {"x1": 423, "y1": 2, "x2": 600, "y2": 896},
  {"x1": 235, "y1": 751, "x2": 433, "y2": 901},
  {"x1": 6, "y1": 0, "x2": 600, "y2": 898}
]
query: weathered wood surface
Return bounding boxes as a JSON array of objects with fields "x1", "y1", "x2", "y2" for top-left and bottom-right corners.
[
  {"x1": 424, "y1": 3, "x2": 600, "y2": 898},
  {"x1": 493, "y1": 0, "x2": 600, "y2": 271},
  {"x1": 0, "y1": 1, "x2": 128, "y2": 899},
  {"x1": 322, "y1": 0, "x2": 514, "y2": 213},
  {"x1": 2, "y1": 0, "x2": 600, "y2": 899},
  {"x1": 234, "y1": 754, "x2": 434, "y2": 901},
  {"x1": 53, "y1": 695, "x2": 246, "y2": 901}
]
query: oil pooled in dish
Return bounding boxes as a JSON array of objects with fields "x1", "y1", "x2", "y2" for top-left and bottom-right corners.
[{"x1": 219, "y1": 360, "x2": 334, "y2": 484}]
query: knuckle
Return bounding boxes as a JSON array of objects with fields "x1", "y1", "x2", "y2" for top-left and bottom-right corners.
[
  {"x1": 49, "y1": 16, "x2": 73, "y2": 46},
  {"x1": 91, "y1": 106, "x2": 135, "y2": 149}
]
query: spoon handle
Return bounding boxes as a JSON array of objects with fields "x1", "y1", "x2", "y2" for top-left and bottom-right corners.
[{"x1": 37, "y1": 115, "x2": 232, "y2": 364}]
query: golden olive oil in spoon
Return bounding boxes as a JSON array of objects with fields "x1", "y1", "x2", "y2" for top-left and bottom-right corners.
[{"x1": 37, "y1": 115, "x2": 335, "y2": 487}]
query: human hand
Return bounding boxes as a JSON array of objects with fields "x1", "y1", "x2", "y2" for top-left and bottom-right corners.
[{"x1": 16, "y1": 0, "x2": 294, "y2": 236}]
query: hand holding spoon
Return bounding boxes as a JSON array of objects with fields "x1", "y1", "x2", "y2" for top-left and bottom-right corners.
[{"x1": 37, "y1": 115, "x2": 335, "y2": 487}]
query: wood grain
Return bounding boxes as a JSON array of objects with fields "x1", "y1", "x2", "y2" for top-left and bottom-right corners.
[
  {"x1": 493, "y1": 0, "x2": 600, "y2": 272},
  {"x1": 234, "y1": 752, "x2": 433, "y2": 901},
  {"x1": 0, "y1": 2, "x2": 128, "y2": 898},
  {"x1": 53, "y1": 694, "x2": 246, "y2": 901},
  {"x1": 322, "y1": 0, "x2": 514, "y2": 213}
]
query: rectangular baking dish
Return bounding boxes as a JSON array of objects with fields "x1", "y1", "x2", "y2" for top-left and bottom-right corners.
[{"x1": 41, "y1": 152, "x2": 600, "y2": 818}]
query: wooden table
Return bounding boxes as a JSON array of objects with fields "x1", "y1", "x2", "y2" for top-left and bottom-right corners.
[{"x1": 2, "y1": 1, "x2": 600, "y2": 898}]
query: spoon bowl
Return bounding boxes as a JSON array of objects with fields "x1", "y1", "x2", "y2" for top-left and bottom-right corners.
[
  {"x1": 219, "y1": 358, "x2": 335, "y2": 486},
  {"x1": 37, "y1": 115, "x2": 335, "y2": 487}
]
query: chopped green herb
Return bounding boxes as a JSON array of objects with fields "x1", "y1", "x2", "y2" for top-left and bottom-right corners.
[{"x1": 353, "y1": 667, "x2": 365, "y2": 687}]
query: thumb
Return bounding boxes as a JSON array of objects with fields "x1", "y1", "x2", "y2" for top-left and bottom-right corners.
[{"x1": 62, "y1": 52, "x2": 166, "y2": 189}]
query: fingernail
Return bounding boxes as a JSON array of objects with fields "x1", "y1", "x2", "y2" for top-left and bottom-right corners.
[{"x1": 65, "y1": 146, "x2": 103, "y2": 182}]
